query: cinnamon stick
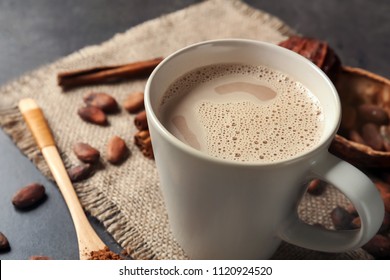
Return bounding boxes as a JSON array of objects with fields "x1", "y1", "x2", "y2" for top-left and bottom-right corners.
[{"x1": 58, "y1": 57, "x2": 163, "y2": 89}]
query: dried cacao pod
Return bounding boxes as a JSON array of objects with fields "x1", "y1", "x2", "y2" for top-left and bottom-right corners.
[{"x1": 329, "y1": 66, "x2": 390, "y2": 168}]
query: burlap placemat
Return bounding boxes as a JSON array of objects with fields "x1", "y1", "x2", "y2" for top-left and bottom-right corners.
[{"x1": 0, "y1": 0, "x2": 372, "y2": 259}]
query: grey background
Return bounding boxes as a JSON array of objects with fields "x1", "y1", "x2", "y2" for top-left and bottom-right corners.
[{"x1": 1, "y1": 0, "x2": 389, "y2": 260}]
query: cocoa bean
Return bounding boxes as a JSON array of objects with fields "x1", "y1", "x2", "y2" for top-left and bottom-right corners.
[
  {"x1": 29, "y1": 255, "x2": 51, "y2": 260},
  {"x1": 78, "y1": 106, "x2": 107, "y2": 125},
  {"x1": 379, "y1": 125, "x2": 390, "y2": 152},
  {"x1": 341, "y1": 106, "x2": 357, "y2": 130},
  {"x1": 106, "y1": 136, "x2": 129, "y2": 164},
  {"x1": 12, "y1": 183, "x2": 46, "y2": 209},
  {"x1": 362, "y1": 234, "x2": 390, "y2": 259},
  {"x1": 134, "y1": 110, "x2": 148, "y2": 131},
  {"x1": 134, "y1": 130, "x2": 154, "y2": 159},
  {"x1": 142, "y1": 146, "x2": 154, "y2": 159},
  {"x1": 83, "y1": 92, "x2": 118, "y2": 113},
  {"x1": 123, "y1": 92, "x2": 144, "y2": 113},
  {"x1": 306, "y1": 179, "x2": 327, "y2": 196},
  {"x1": 0, "y1": 232, "x2": 10, "y2": 252},
  {"x1": 357, "y1": 104, "x2": 389, "y2": 125},
  {"x1": 134, "y1": 130, "x2": 150, "y2": 147},
  {"x1": 67, "y1": 163, "x2": 94, "y2": 182},
  {"x1": 348, "y1": 130, "x2": 366, "y2": 145},
  {"x1": 330, "y1": 206, "x2": 355, "y2": 230},
  {"x1": 73, "y1": 142, "x2": 100, "y2": 163},
  {"x1": 361, "y1": 123, "x2": 384, "y2": 151}
]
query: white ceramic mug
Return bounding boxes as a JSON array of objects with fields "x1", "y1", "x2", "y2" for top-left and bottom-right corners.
[{"x1": 144, "y1": 39, "x2": 384, "y2": 259}]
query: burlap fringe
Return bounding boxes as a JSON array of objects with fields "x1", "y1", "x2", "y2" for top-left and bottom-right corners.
[{"x1": 74, "y1": 182, "x2": 156, "y2": 259}]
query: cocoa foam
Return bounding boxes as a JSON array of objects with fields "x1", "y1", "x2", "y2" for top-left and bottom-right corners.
[{"x1": 159, "y1": 63, "x2": 324, "y2": 163}]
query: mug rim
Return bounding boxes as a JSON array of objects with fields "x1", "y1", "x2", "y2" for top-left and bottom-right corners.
[{"x1": 144, "y1": 39, "x2": 341, "y2": 167}]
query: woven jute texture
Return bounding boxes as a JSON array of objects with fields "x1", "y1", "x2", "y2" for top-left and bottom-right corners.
[{"x1": 0, "y1": 0, "x2": 372, "y2": 259}]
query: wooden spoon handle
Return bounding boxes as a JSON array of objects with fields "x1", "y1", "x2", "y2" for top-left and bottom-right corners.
[{"x1": 18, "y1": 98, "x2": 106, "y2": 259}]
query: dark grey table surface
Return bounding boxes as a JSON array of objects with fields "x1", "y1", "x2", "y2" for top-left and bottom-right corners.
[{"x1": 1, "y1": 0, "x2": 389, "y2": 260}]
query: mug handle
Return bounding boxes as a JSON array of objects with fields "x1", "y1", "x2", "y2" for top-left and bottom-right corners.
[{"x1": 279, "y1": 152, "x2": 384, "y2": 252}]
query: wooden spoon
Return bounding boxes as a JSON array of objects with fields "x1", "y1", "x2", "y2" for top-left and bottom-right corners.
[{"x1": 18, "y1": 98, "x2": 106, "y2": 260}]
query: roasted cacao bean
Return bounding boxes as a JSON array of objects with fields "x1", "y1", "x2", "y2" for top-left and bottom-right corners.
[
  {"x1": 78, "y1": 106, "x2": 107, "y2": 125},
  {"x1": 73, "y1": 142, "x2": 100, "y2": 163},
  {"x1": 67, "y1": 163, "x2": 94, "y2": 182},
  {"x1": 12, "y1": 183, "x2": 46, "y2": 209},
  {"x1": 348, "y1": 130, "x2": 366, "y2": 145},
  {"x1": 83, "y1": 92, "x2": 118, "y2": 113},
  {"x1": 106, "y1": 136, "x2": 129, "y2": 164},
  {"x1": 341, "y1": 106, "x2": 357, "y2": 130},
  {"x1": 0, "y1": 232, "x2": 10, "y2": 252},
  {"x1": 361, "y1": 123, "x2": 384, "y2": 150},
  {"x1": 134, "y1": 110, "x2": 148, "y2": 131},
  {"x1": 141, "y1": 146, "x2": 154, "y2": 159},
  {"x1": 123, "y1": 92, "x2": 144, "y2": 113},
  {"x1": 134, "y1": 130, "x2": 154, "y2": 159},
  {"x1": 357, "y1": 104, "x2": 389, "y2": 125},
  {"x1": 134, "y1": 130, "x2": 150, "y2": 147}
]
